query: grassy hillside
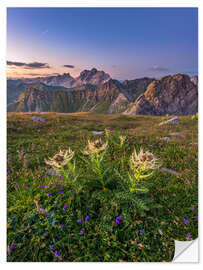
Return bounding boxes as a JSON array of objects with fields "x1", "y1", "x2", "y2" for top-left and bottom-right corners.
[{"x1": 7, "y1": 112, "x2": 198, "y2": 262}]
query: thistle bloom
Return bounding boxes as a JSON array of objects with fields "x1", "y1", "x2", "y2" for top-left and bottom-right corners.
[
  {"x1": 83, "y1": 139, "x2": 108, "y2": 155},
  {"x1": 140, "y1": 229, "x2": 145, "y2": 234},
  {"x1": 85, "y1": 216, "x2": 90, "y2": 221},
  {"x1": 55, "y1": 251, "x2": 60, "y2": 256},
  {"x1": 45, "y1": 148, "x2": 74, "y2": 169},
  {"x1": 63, "y1": 205, "x2": 68, "y2": 210},
  {"x1": 130, "y1": 148, "x2": 159, "y2": 171},
  {"x1": 77, "y1": 219, "x2": 82, "y2": 224}
]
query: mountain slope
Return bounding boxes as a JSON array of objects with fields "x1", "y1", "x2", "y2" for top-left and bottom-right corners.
[
  {"x1": 124, "y1": 74, "x2": 198, "y2": 115},
  {"x1": 7, "y1": 79, "x2": 133, "y2": 113}
]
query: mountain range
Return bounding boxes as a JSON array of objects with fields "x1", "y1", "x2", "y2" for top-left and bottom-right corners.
[{"x1": 7, "y1": 68, "x2": 198, "y2": 115}]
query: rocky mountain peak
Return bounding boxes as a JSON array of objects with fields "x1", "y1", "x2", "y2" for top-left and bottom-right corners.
[{"x1": 124, "y1": 73, "x2": 198, "y2": 115}]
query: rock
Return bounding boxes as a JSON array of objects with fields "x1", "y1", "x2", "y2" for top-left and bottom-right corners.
[
  {"x1": 159, "y1": 137, "x2": 171, "y2": 142},
  {"x1": 161, "y1": 167, "x2": 180, "y2": 176},
  {"x1": 92, "y1": 131, "x2": 104, "y2": 135},
  {"x1": 170, "y1": 132, "x2": 185, "y2": 139},
  {"x1": 124, "y1": 74, "x2": 198, "y2": 115},
  {"x1": 190, "y1": 75, "x2": 198, "y2": 86},
  {"x1": 190, "y1": 142, "x2": 198, "y2": 145},
  {"x1": 159, "y1": 117, "x2": 179, "y2": 126},
  {"x1": 46, "y1": 169, "x2": 59, "y2": 176},
  {"x1": 32, "y1": 116, "x2": 46, "y2": 123}
]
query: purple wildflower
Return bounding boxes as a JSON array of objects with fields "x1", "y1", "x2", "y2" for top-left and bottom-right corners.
[
  {"x1": 50, "y1": 244, "x2": 54, "y2": 249},
  {"x1": 59, "y1": 190, "x2": 63, "y2": 194},
  {"x1": 8, "y1": 170, "x2": 11, "y2": 175},
  {"x1": 85, "y1": 216, "x2": 90, "y2": 221},
  {"x1": 40, "y1": 185, "x2": 44, "y2": 188},
  {"x1": 77, "y1": 219, "x2": 82, "y2": 224},
  {"x1": 47, "y1": 193, "x2": 52, "y2": 197},
  {"x1": 59, "y1": 176, "x2": 62, "y2": 180},
  {"x1": 60, "y1": 186, "x2": 64, "y2": 190},
  {"x1": 55, "y1": 251, "x2": 60, "y2": 257},
  {"x1": 116, "y1": 216, "x2": 122, "y2": 220},
  {"x1": 55, "y1": 184, "x2": 58, "y2": 188},
  {"x1": 183, "y1": 218, "x2": 188, "y2": 223},
  {"x1": 72, "y1": 176, "x2": 75, "y2": 179},
  {"x1": 61, "y1": 224, "x2": 66, "y2": 229},
  {"x1": 192, "y1": 207, "x2": 195, "y2": 211},
  {"x1": 63, "y1": 205, "x2": 68, "y2": 210},
  {"x1": 15, "y1": 184, "x2": 19, "y2": 188},
  {"x1": 196, "y1": 216, "x2": 198, "y2": 220},
  {"x1": 10, "y1": 244, "x2": 15, "y2": 250},
  {"x1": 80, "y1": 229, "x2": 85, "y2": 235},
  {"x1": 140, "y1": 229, "x2": 145, "y2": 234},
  {"x1": 186, "y1": 234, "x2": 192, "y2": 239},
  {"x1": 116, "y1": 219, "x2": 120, "y2": 225},
  {"x1": 24, "y1": 185, "x2": 29, "y2": 188}
]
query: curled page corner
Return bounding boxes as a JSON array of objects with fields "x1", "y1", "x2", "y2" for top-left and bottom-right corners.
[{"x1": 173, "y1": 238, "x2": 199, "y2": 262}]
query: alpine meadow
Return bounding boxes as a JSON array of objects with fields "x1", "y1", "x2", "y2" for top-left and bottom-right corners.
[{"x1": 7, "y1": 7, "x2": 198, "y2": 262}]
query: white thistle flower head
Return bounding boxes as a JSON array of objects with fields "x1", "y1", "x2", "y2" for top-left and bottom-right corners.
[
  {"x1": 130, "y1": 148, "x2": 159, "y2": 171},
  {"x1": 84, "y1": 139, "x2": 108, "y2": 155},
  {"x1": 45, "y1": 148, "x2": 74, "y2": 168}
]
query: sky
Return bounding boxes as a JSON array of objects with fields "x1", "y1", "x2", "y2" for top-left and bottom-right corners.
[{"x1": 7, "y1": 8, "x2": 198, "y2": 80}]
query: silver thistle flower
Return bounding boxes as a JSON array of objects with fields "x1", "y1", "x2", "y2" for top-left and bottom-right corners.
[
  {"x1": 83, "y1": 139, "x2": 108, "y2": 155},
  {"x1": 45, "y1": 148, "x2": 74, "y2": 168},
  {"x1": 130, "y1": 148, "x2": 159, "y2": 171}
]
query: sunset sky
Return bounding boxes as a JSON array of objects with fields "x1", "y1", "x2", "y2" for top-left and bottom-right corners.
[{"x1": 7, "y1": 7, "x2": 198, "y2": 80}]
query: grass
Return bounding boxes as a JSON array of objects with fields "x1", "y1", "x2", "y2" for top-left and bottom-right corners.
[{"x1": 7, "y1": 112, "x2": 198, "y2": 262}]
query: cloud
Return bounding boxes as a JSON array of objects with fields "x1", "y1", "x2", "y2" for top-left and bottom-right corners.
[
  {"x1": 26, "y1": 73, "x2": 60, "y2": 77},
  {"x1": 149, "y1": 65, "x2": 169, "y2": 72},
  {"x1": 63, "y1": 64, "x2": 75, "y2": 68},
  {"x1": 7, "y1": 61, "x2": 50, "y2": 69},
  {"x1": 7, "y1": 61, "x2": 25, "y2": 67}
]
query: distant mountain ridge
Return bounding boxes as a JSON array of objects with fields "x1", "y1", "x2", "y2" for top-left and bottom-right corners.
[
  {"x1": 7, "y1": 77, "x2": 153, "y2": 113},
  {"x1": 7, "y1": 70, "x2": 198, "y2": 115},
  {"x1": 21, "y1": 68, "x2": 111, "y2": 88}
]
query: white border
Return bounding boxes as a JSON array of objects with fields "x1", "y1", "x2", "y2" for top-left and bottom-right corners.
[{"x1": 0, "y1": 0, "x2": 201, "y2": 269}]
